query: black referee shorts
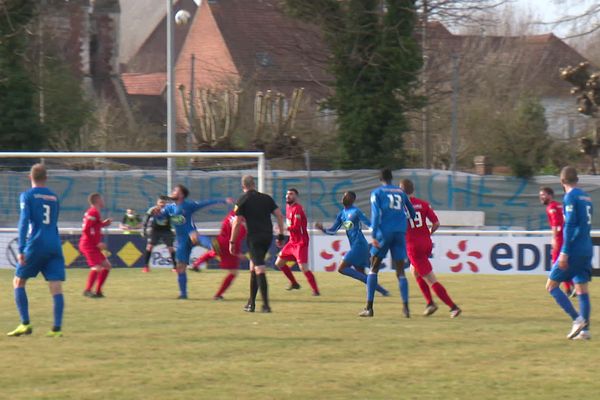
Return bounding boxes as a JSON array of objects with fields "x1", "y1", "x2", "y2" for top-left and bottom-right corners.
[{"x1": 247, "y1": 233, "x2": 273, "y2": 266}]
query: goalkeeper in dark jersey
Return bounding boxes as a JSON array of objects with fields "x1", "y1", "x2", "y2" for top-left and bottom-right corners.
[{"x1": 142, "y1": 196, "x2": 176, "y2": 273}]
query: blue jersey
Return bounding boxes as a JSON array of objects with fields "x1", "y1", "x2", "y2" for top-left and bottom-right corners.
[
  {"x1": 163, "y1": 199, "x2": 225, "y2": 237},
  {"x1": 561, "y1": 187, "x2": 593, "y2": 257},
  {"x1": 370, "y1": 184, "x2": 415, "y2": 238},
  {"x1": 18, "y1": 187, "x2": 62, "y2": 255},
  {"x1": 322, "y1": 206, "x2": 371, "y2": 248}
]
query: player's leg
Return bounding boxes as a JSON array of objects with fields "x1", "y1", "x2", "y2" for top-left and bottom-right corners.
[
  {"x1": 175, "y1": 239, "x2": 191, "y2": 299},
  {"x1": 360, "y1": 238, "x2": 388, "y2": 317},
  {"x1": 546, "y1": 263, "x2": 586, "y2": 338},
  {"x1": 276, "y1": 242, "x2": 300, "y2": 289},
  {"x1": 252, "y1": 236, "x2": 272, "y2": 312},
  {"x1": 191, "y1": 249, "x2": 217, "y2": 271},
  {"x1": 47, "y1": 281, "x2": 64, "y2": 337},
  {"x1": 296, "y1": 245, "x2": 319, "y2": 295},
  {"x1": 95, "y1": 259, "x2": 112, "y2": 297},
  {"x1": 245, "y1": 262, "x2": 258, "y2": 312},
  {"x1": 339, "y1": 253, "x2": 388, "y2": 295},
  {"x1": 214, "y1": 246, "x2": 240, "y2": 300},
  {"x1": 572, "y1": 261, "x2": 592, "y2": 340},
  {"x1": 83, "y1": 249, "x2": 100, "y2": 297},
  {"x1": 422, "y1": 272, "x2": 461, "y2": 317},
  {"x1": 142, "y1": 243, "x2": 153, "y2": 273},
  {"x1": 564, "y1": 280, "x2": 575, "y2": 297},
  {"x1": 412, "y1": 267, "x2": 435, "y2": 315},
  {"x1": 215, "y1": 269, "x2": 238, "y2": 300},
  {"x1": 391, "y1": 233, "x2": 410, "y2": 318},
  {"x1": 7, "y1": 276, "x2": 33, "y2": 336}
]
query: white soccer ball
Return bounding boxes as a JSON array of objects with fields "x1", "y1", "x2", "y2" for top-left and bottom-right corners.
[{"x1": 175, "y1": 10, "x2": 191, "y2": 26}]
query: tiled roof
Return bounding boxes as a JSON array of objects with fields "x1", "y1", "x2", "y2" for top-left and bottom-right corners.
[{"x1": 121, "y1": 72, "x2": 166, "y2": 96}]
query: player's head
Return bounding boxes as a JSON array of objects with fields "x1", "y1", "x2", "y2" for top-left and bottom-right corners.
[
  {"x1": 399, "y1": 179, "x2": 415, "y2": 195},
  {"x1": 88, "y1": 192, "x2": 104, "y2": 208},
  {"x1": 171, "y1": 184, "x2": 189, "y2": 201},
  {"x1": 342, "y1": 191, "x2": 356, "y2": 208},
  {"x1": 156, "y1": 195, "x2": 169, "y2": 208},
  {"x1": 126, "y1": 208, "x2": 135, "y2": 215},
  {"x1": 539, "y1": 187, "x2": 554, "y2": 205},
  {"x1": 286, "y1": 188, "x2": 299, "y2": 205},
  {"x1": 560, "y1": 166, "x2": 579, "y2": 187},
  {"x1": 241, "y1": 175, "x2": 255, "y2": 192},
  {"x1": 380, "y1": 168, "x2": 393, "y2": 184},
  {"x1": 29, "y1": 163, "x2": 47, "y2": 186}
]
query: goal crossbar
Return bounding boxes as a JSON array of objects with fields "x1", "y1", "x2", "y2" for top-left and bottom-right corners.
[{"x1": 0, "y1": 151, "x2": 267, "y2": 193}]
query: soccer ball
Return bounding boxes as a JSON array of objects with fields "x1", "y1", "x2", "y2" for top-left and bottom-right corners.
[{"x1": 175, "y1": 10, "x2": 191, "y2": 26}]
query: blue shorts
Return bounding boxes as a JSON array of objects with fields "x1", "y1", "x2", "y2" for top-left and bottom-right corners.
[
  {"x1": 175, "y1": 236, "x2": 193, "y2": 264},
  {"x1": 344, "y1": 244, "x2": 370, "y2": 269},
  {"x1": 370, "y1": 231, "x2": 407, "y2": 261},
  {"x1": 549, "y1": 255, "x2": 592, "y2": 284},
  {"x1": 16, "y1": 250, "x2": 65, "y2": 281}
]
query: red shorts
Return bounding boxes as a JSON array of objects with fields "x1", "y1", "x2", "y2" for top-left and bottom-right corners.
[
  {"x1": 407, "y1": 242, "x2": 433, "y2": 276},
  {"x1": 81, "y1": 246, "x2": 107, "y2": 267},
  {"x1": 215, "y1": 237, "x2": 241, "y2": 270},
  {"x1": 279, "y1": 242, "x2": 308, "y2": 264}
]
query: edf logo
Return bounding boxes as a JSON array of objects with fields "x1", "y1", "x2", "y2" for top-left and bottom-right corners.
[{"x1": 490, "y1": 243, "x2": 554, "y2": 271}]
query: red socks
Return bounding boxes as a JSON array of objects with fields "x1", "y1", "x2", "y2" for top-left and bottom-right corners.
[
  {"x1": 216, "y1": 273, "x2": 237, "y2": 297},
  {"x1": 279, "y1": 265, "x2": 298, "y2": 285},
  {"x1": 432, "y1": 282, "x2": 456, "y2": 309},
  {"x1": 96, "y1": 269, "x2": 110, "y2": 295},
  {"x1": 416, "y1": 275, "x2": 433, "y2": 305},
  {"x1": 564, "y1": 280, "x2": 574, "y2": 293},
  {"x1": 303, "y1": 270, "x2": 319, "y2": 293},
  {"x1": 193, "y1": 249, "x2": 217, "y2": 268},
  {"x1": 85, "y1": 270, "x2": 98, "y2": 291}
]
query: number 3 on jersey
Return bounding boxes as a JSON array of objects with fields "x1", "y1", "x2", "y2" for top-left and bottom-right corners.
[
  {"x1": 43, "y1": 204, "x2": 51, "y2": 225},
  {"x1": 409, "y1": 211, "x2": 423, "y2": 228},
  {"x1": 387, "y1": 194, "x2": 403, "y2": 210}
]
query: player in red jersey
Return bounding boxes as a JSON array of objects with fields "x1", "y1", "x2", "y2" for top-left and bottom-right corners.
[
  {"x1": 400, "y1": 179, "x2": 461, "y2": 318},
  {"x1": 275, "y1": 188, "x2": 320, "y2": 295},
  {"x1": 190, "y1": 210, "x2": 248, "y2": 300},
  {"x1": 79, "y1": 193, "x2": 112, "y2": 298},
  {"x1": 539, "y1": 187, "x2": 575, "y2": 297}
]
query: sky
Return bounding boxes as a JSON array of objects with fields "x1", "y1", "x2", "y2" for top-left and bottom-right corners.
[{"x1": 513, "y1": 0, "x2": 597, "y2": 36}]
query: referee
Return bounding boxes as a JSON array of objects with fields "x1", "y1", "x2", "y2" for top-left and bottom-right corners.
[{"x1": 230, "y1": 175, "x2": 285, "y2": 313}]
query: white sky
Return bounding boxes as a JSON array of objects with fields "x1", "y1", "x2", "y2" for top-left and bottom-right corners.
[{"x1": 512, "y1": 0, "x2": 597, "y2": 36}]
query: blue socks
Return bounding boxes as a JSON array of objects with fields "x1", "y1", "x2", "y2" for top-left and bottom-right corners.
[
  {"x1": 53, "y1": 294, "x2": 64, "y2": 330},
  {"x1": 366, "y1": 273, "x2": 378, "y2": 302},
  {"x1": 398, "y1": 276, "x2": 409, "y2": 304},
  {"x1": 550, "y1": 287, "x2": 579, "y2": 320},
  {"x1": 178, "y1": 272, "x2": 188, "y2": 297},
  {"x1": 578, "y1": 293, "x2": 591, "y2": 327},
  {"x1": 15, "y1": 287, "x2": 30, "y2": 324},
  {"x1": 341, "y1": 268, "x2": 388, "y2": 295}
]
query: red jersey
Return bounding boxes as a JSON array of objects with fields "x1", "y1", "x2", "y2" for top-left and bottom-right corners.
[
  {"x1": 286, "y1": 202, "x2": 309, "y2": 245},
  {"x1": 218, "y1": 210, "x2": 247, "y2": 249},
  {"x1": 546, "y1": 200, "x2": 564, "y2": 245},
  {"x1": 406, "y1": 197, "x2": 439, "y2": 247},
  {"x1": 79, "y1": 207, "x2": 108, "y2": 248}
]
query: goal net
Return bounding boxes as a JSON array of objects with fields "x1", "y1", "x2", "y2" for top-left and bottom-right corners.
[{"x1": 0, "y1": 151, "x2": 265, "y2": 269}]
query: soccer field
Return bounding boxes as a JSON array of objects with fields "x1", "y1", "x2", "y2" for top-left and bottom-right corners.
[{"x1": 0, "y1": 269, "x2": 598, "y2": 400}]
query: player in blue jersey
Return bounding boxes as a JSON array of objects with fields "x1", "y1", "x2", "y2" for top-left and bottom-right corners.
[
  {"x1": 7, "y1": 164, "x2": 65, "y2": 337},
  {"x1": 316, "y1": 191, "x2": 389, "y2": 295},
  {"x1": 156, "y1": 184, "x2": 232, "y2": 299},
  {"x1": 546, "y1": 166, "x2": 593, "y2": 340},
  {"x1": 360, "y1": 168, "x2": 415, "y2": 318}
]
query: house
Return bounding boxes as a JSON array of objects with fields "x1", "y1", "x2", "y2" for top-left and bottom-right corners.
[
  {"x1": 120, "y1": 0, "x2": 332, "y2": 145},
  {"x1": 424, "y1": 22, "x2": 596, "y2": 140}
]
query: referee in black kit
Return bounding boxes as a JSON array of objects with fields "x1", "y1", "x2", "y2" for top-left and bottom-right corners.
[{"x1": 230, "y1": 175, "x2": 285, "y2": 313}]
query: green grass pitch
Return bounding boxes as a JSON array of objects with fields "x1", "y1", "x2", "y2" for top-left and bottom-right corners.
[{"x1": 0, "y1": 268, "x2": 598, "y2": 400}]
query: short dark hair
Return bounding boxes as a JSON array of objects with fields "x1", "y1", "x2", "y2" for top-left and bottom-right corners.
[
  {"x1": 88, "y1": 192, "x2": 102, "y2": 205},
  {"x1": 175, "y1": 184, "x2": 189, "y2": 198},
  {"x1": 287, "y1": 188, "x2": 299, "y2": 195},
  {"x1": 400, "y1": 179, "x2": 415, "y2": 195},
  {"x1": 345, "y1": 191, "x2": 356, "y2": 202},
  {"x1": 540, "y1": 186, "x2": 554, "y2": 197},
  {"x1": 380, "y1": 168, "x2": 393, "y2": 183}
]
